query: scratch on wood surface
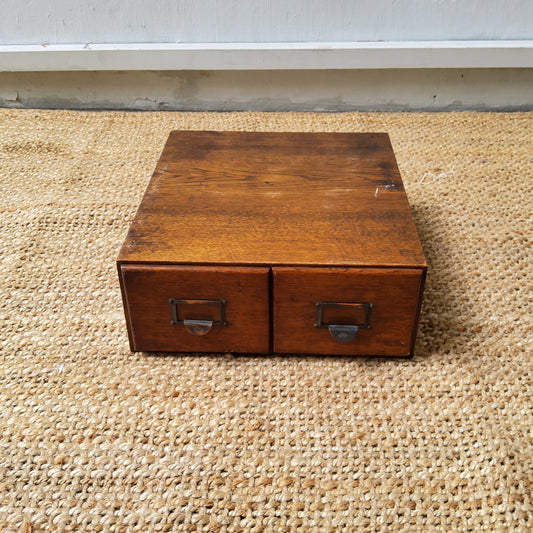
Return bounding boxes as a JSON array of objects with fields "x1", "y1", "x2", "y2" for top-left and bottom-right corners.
[{"x1": 375, "y1": 183, "x2": 396, "y2": 197}]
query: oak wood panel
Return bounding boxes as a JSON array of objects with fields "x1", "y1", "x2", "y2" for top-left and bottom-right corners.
[
  {"x1": 118, "y1": 131, "x2": 426, "y2": 269},
  {"x1": 119, "y1": 264, "x2": 270, "y2": 353},
  {"x1": 273, "y1": 267, "x2": 425, "y2": 356}
]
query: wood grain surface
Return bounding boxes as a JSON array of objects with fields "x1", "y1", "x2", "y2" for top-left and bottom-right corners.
[{"x1": 118, "y1": 131, "x2": 426, "y2": 269}]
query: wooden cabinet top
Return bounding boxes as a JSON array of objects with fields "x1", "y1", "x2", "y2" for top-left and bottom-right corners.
[{"x1": 118, "y1": 131, "x2": 426, "y2": 269}]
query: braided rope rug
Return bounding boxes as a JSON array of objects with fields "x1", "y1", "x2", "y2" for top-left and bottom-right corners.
[{"x1": 1, "y1": 110, "x2": 532, "y2": 532}]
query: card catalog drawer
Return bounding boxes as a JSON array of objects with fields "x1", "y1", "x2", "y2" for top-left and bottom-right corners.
[{"x1": 119, "y1": 264, "x2": 270, "y2": 353}]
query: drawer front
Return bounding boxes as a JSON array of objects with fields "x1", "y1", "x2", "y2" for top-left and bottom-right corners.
[
  {"x1": 273, "y1": 267, "x2": 425, "y2": 356},
  {"x1": 119, "y1": 264, "x2": 270, "y2": 353}
]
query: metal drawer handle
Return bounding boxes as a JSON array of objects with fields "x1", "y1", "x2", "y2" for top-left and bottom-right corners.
[
  {"x1": 327, "y1": 324, "x2": 359, "y2": 342},
  {"x1": 315, "y1": 302, "x2": 374, "y2": 343},
  {"x1": 169, "y1": 299, "x2": 227, "y2": 336},
  {"x1": 182, "y1": 319, "x2": 214, "y2": 336}
]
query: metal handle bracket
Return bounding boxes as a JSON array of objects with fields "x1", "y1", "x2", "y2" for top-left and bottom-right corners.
[
  {"x1": 169, "y1": 299, "x2": 227, "y2": 336},
  {"x1": 315, "y1": 301, "x2": 374, "y2": 342}
]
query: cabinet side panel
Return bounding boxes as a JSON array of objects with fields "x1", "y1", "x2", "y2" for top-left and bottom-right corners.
[{"x1": 117, "y1": 262, "x2": 136, "y2": 351}]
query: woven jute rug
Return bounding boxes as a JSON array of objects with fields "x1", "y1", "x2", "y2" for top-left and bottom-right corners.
[{"x1": 1, "y1": 109, "x2": 531, "y2": 532}]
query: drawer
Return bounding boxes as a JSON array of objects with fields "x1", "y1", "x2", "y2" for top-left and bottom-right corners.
[
  {"x1": 272, "y1": 267, "x2": 425, "y2": 356},
  {"x1": 119, "y1": 264, "x2": 270, "y2": 353}
]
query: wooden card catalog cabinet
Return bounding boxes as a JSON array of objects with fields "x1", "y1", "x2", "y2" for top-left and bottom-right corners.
[{"x1": 118, "y1": 131, "x2": 426, "y2": 357}]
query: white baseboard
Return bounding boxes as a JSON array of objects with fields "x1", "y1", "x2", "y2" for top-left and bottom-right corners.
[{"x1": 1, "y1": 41, "x2": 533, "y2": 71}]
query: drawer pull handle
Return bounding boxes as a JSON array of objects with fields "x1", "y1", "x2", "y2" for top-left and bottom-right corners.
[
  {"x1": 328, "y1": 325, "x2": 359, "y2": 342},
  {"x1": 315, "y1": 301, "x2": 374, "y2": 342},
  {"x1": 183, "y1": 319, "x2": 213, "y2": 336},
  {"x1": 169, "y1": 299, "x2": 227, "y2": 335}
]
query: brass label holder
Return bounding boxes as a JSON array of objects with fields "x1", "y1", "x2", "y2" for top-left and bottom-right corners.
[
  {"x1": 169, "y1": 298, "x2": 227, "y2": 336},
  {"x1": 315, "y1": 301, "x2": 374, "y2": 342}
]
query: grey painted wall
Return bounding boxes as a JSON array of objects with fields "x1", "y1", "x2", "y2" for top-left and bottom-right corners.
[
  {"x1": 1, "y1": 69, "x2": 532, "y2": 111},
  {"x1": 1, "y1": 0, "x2": 532, "y2": 45},
  {"x1": 0, "y1": 1, "x2": 531, "y2": 110}
]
